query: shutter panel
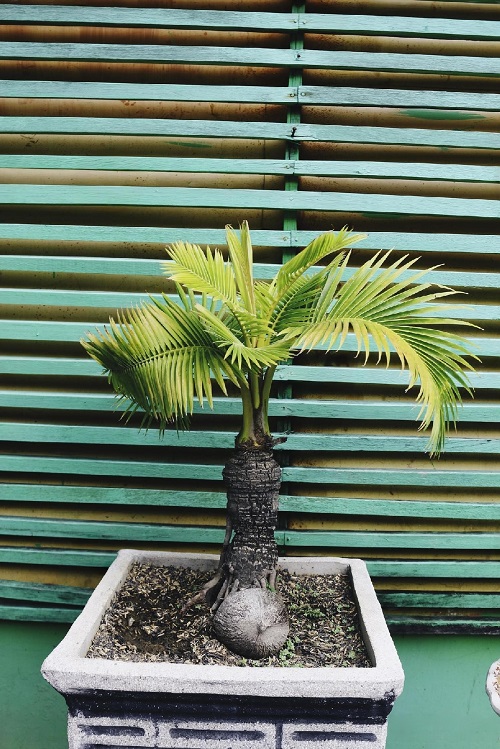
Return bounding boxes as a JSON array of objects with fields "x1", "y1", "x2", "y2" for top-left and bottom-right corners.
[{"x1": 0, "y1": 0, "x2": 499, "y2": 632}]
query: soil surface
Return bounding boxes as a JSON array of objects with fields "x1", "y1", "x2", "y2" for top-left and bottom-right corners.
[{"x1": 87, "y1": 563, "x2": 372, "y2": 668}]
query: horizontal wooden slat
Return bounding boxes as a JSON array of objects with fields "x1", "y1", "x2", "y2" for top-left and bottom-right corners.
[
  {"x1": 1, "y1": 356, "x2": 497, "y2": 392},
  {"x1": 284, "y1": 530, "x2": 500, "y2": 549},
  {"x1": 1, "y1": 454, "x2": 499, "y2": 488},
  {"x1": 366, "y1": 561, "x2": 500, "y2": 578},
  {"x1": 0, "y1": 546, "x2": 116, "y2": 567},
  {"x1": 0, "y1": 6, "x2": 298, "y2": 31},
  {"x1": 3, "y1": 289, "x2": 499, "y2": 322},
  {"x1": 0, "y1": 80, "x2": 296, "y2": 104},
  {"x1": 2, "y1": 155, "x2": 498, "y2": 184},
  {"x1": 300, "y1": 13, "x2": 500, "y2": 39},
  {"x1": 2, "y1": 547, "x2": 498, "y2": 580},
  {"x1": 1, "y1": 228, "x2": 498, "y2": 256},
  {"x1": 0, "y1": 515, "x2": 271, "y2": 544},
  {"x1": 3, "y1": 6, "x2": 500, "y2": 40},
  {"x1": 378, "y1": 592, "x2": 500, "y2": 608},
  {"x1": 3, "y1": 117, "x2": 500, "y2": 149},
  {"x1": 0, "y1": 579, "x2": 91, "y2": 605},
  {"x1": 0, "y1": 605, "x2": 79, "y2": 623},
  {"x1": 1, "y1": 185, "x2": 498, "y2": 219},
  {"x1": 2, "y1": 6, "x2": 499, "y2": 40},
  {"x1": 1, "y1": 390, "x2": 497, "y2": 421},
  {"x1": 1, "y1": 516, "x2": 496, "y2": 549},
  {"x1": 4, "y1": 81, "x2": 500, "y2": 111},
  {"x1": 2, "y1": 322, "x2": 496, "y2": 357},
  {"x1": 3, "y1": 257, "x2": 500, "y2": 292},
  {"x1": 299, "y1": 86, "x2": 500, "y2": 110},
  {"x1": 385, "y1": 616, "x2": 500, "y2": 634},
  {"x1": 3, "y1": 424, "x2": 500, "y2": 458},
  {"x1": 1, "y1": 482, "x2": 498, "y2": 520},
  {"x1": 2, "y1": 43, "x2": 499, "y2": 77}
]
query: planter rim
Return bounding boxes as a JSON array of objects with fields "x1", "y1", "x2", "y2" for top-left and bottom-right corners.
[
  {"x1": 42, "y1": 549, "x2": 404, "y2": 700},
  {"x1": 486, "y1": 658, "x2": 500, "y2": 716}
]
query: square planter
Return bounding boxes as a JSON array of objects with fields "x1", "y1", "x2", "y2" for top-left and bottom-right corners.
[
  {"x1": 486, "y1": 659, "x2": 500, "y2": 716},
  {"x1": 42, "y1": 549, "x2": 404, "y2": 749}
]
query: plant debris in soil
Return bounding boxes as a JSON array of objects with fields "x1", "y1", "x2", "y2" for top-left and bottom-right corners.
[{"x1": 87, "y1": 563, "x2": 372, "y2": 668}]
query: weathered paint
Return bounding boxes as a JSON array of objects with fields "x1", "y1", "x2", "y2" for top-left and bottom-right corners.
[
  {"x1": 1, "y1": 624, "x2": 499, "y2": 749},
  {"x1": 1, "y1": 0, "x2": 499, "y2": 634}
]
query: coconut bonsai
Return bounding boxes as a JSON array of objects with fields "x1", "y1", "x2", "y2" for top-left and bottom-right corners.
[{"x1": 82, "y1": 222, "x2": 474, "y2": 659}]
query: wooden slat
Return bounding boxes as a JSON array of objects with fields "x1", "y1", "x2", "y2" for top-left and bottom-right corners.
[
  {"x1": 385, "y1": 616, "x2": 500, "y2": 634},
  {"x1": 0, "y1": 80, "x2": 296, "y2": 104},
  {"x1": 0, "y1": 546, "x2": 116, "y2": 567},
  {"x1": 1, "y1": 356, "x2": 498, "y2": 392},
  {"x1": 299, "y1": 86, "x2": 500, "y2": 110},
  {"x1": 0, "y1": 0, "x2": 498, "y2": 634},
  {"x1": 378, "y1": 592, "x2": 500, "y2": 608},
  {"x1": 1, "y1": 453, "x2": 499, "y2": 488},
  {"x1": 4, "y1": 81, "x2": 500, "y2": 111},
  {"x1": 2, "y1": 322, "x2": 497, "y2": 357},
  {"x1": 0, "y1": 516, "x2": 283, "y2": 545},
  {"x1": 3, "y1": 117, "x2": 500, "y2": 150},
  {"x1": 366, "y1": 561, "x2": 500, "y2": 578},
  {"x1": 0, "y1": 185, "x2": 497, "y2": 219},
  {"x1": 1, "y1": 482, "x2": 499, "y2": 520},
  {"x1": 0, "y1": 579, "x2": 91, "y2": 606},
  {"x1": 300, "y1": 13, "x2": 500, "y2": 39},
  {"x1": 0, "y1": 6, "x2": 298, "y2": 32},
  {"x1": 283, "y1": 530, "x2": 500, "y2": 549},
  {"x1": 2, "y1": 288, "x2": 499, "y2": 321},
  {"x1": 2, "y1": 6, "x2": 499, "y2": 41},
  {"x1": 0, "y1": 605, "x2": 79, "y2": 623},
  {"x1": 2, "y1": 155, "x2": 498, "y2": 184},
  {"x1": 1, "y1": 43, "x2": 499, "y2": 77},
  {"x1": 3, "y1": 424, "x2": 500, "y2": 458},
  {"x1": 2, "y1": 256, "x2": 500, "y2": 290},
  {"x1": 2, "y1": 228, "x2": 498, "y2": 256}
]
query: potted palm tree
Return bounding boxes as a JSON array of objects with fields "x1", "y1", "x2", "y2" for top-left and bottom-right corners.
[{"x1": 42, "y1": 223, "x2": 474, "y2": 749}]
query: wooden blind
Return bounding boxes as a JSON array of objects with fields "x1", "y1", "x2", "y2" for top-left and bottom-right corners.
[{"x1": 0, "y1": 0, "x2": 499, "y2": 633}]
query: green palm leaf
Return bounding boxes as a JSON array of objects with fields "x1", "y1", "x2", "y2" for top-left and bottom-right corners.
[
  {"x1": 82, "y1": 224, "x2": 476, "y2": 452},
  {"x1": 82, "y1": 298, "x2": 240, "y2": 430}
]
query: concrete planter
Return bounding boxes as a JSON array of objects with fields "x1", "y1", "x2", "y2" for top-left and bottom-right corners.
[
  {"x1": 486, "y1": 659, "x2": 500, "y2": 716},
  {"x1": 42, "y1": 549, "x2": 404, "y2": 749}
]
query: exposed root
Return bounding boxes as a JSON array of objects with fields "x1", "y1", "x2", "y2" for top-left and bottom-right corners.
[
  {"x1": 180, "y1": 570, "x2": 223, "y2": 614},
  {"x1": 182, "y1": 567, "x2": 278, "y2": 617}
]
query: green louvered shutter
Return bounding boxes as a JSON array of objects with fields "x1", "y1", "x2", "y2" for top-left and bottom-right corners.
[{"x1": 0, "y1": 0, "x2": 499, "y2": 632}]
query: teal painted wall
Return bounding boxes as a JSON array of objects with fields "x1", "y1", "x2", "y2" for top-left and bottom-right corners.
[
  {"x1": 1, "y1": 624, "x2": 498, "y2": 749},
  {"x1": 387, "y1": 636, "x2": 499, "y2": 749}
]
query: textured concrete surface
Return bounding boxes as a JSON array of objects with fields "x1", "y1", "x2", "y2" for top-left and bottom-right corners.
[
  {"x1": 486, "y1": 658, "x2": 500, "y2": 716},
  {"x1": 68, "y1": 715, "x2": 389, "y2": 749},
  {"x1": 42, "y1": 550, "x2": 404, "y2": 749},
  {"x1": 42, "y1": 550, "x2": 404, "y2": 700}
]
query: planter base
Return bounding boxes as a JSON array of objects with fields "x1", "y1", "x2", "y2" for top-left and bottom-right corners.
[
  {"x1": 67, "y1": 690, "x2": 394, "y2": 749},
  {"x1": 42, "y1": 550, "x2": 404, "y2": 749},
  {"x1": 486, "y1": 659, "x2": 500, "y2": 716}
]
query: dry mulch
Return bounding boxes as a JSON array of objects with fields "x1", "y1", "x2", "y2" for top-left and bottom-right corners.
[{"x1": 87, "y1": 563, "x2": 372, "y2": 668}]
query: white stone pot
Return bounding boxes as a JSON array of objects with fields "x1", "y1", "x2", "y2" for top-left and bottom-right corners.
[
  {"x1": 486, "y1": 659, "x2": 500, "y2": 716},
  {"x1": 42, "y1": 549, "x2": 404, "y2": 749}
]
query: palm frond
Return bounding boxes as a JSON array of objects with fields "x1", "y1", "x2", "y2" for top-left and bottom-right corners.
[
  {"x1": 82, "y1": 299, "x2": 241, "y2": 431},
  {"x1": 163, "y1": 240, "x2": 237, "y2": 307},
  {"x1": 288, "y1": 250, "x2": 478, "y2": 454},
  {"x1": 273, "y1": 227, "x2": 365, "y2": 296},
  {"x1": 225, "y1": 220, "x2": 256, "y2": 314},
  {"x1": 194, "y1": 304, "x2": 291, "y2": 371}
]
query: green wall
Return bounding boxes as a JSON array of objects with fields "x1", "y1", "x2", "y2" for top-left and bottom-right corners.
[{"x1": 1, "y1": 623, "x2": 498, "y2": 749}]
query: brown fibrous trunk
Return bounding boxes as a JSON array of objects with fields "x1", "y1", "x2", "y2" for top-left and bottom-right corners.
[
  {"x1": 181, "y1": 439, "x2": 290, "y2": 658},
  {"x1": 219, "y1": 444, "x2": 281, "y2": 591}
]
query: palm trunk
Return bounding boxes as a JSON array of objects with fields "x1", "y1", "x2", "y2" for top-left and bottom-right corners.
[
  {"x1": 220, "y1": 444, "x2": 281, "y2": 590},
  {"x1": 211, "y1": 442, "x2": 289, "y2": 659}
]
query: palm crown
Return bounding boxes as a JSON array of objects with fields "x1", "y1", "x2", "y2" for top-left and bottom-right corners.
[{"x1": 82, "y1": 222, "x2": 475, "y2": 455}]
